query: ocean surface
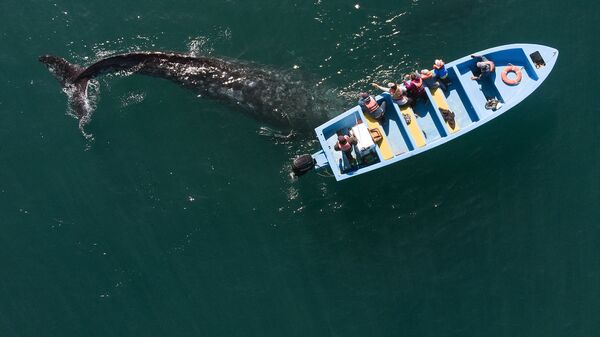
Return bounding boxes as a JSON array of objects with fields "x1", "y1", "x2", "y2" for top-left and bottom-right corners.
[{"x1": 1, "y1": 0, "x2": 599, "y2": 336}]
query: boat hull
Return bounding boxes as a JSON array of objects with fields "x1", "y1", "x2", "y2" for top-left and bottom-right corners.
[{"x1": 312, "y1": 44, "x2": 558, "y2": 181}]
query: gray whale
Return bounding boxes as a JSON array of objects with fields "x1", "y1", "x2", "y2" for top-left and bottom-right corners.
[{"x1": 39, "y1": 52, "x2": 335, "y2": 136}]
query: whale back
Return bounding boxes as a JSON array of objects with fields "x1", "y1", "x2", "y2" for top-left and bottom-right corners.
[{"x1": 40, "y1": 52, "x2": 336, "y2": 134}]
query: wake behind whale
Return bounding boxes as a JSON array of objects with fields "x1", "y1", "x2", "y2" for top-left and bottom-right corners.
[{"x1": 39, "y1": 51, "x2": 338, "y2": 137}]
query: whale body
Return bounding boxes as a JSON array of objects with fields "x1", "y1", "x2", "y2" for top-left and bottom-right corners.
[{"x1": 39, "y1": 52, "x2": 335, "y2": 135}]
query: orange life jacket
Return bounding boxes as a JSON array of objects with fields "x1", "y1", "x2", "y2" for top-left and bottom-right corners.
[
  {"x1": 338, "y1": 135, "x2": 352, "y2": 152},
  {"x1": 364, "y1": 97, "x2": 379, "y2": 113},
  {"x1": 420, "y1": 71, "x2": 433, "y2": 80},
  {"x1": 413, "y1": 77, "x2": 423, "y2": 88}
]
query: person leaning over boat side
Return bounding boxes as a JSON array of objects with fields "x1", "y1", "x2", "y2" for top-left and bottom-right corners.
[
  {"x1": 370, "y1": 82, "x2": 412, "y2": 107},
  {"x1": 403, "y1": 72, "x2": 426, "y2": 100},
  {"x1": 470, "y1": 54, "x2": 495, "y2": 80},
  {"x1": 358, "y1": 92, "x2": 386, "y2": 122},
  {"x1": 334, "y1": 134, "x2": 358, "y2": 162},
  {"x1": 420, "y1": 69, "x2": 446, "y2": 91},
  {"x1": 432, "y1": 59, "x2": 451, "y2": 88}
]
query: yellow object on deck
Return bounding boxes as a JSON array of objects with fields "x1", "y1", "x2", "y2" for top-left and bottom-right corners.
[
  {"x1": 362, "y1": 114, "x2": 394, "y2": 160},
  {"x1": 431, "y1": 88, "x2": 460, "y2": 133},
  {"x1": 399, "y1": 105, "x2": 426, "y2": 148}
]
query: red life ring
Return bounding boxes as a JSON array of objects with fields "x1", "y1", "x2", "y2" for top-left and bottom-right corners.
[{"x1": 502, "y1": 64, "x2": 522, "y2": 85}]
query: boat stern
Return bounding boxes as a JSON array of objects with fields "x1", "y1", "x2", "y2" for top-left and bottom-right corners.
[{"x1": 311, "y1": 150, "x2": 329, "y2": 170}]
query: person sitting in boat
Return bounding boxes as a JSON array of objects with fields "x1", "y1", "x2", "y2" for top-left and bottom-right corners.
[
  {"x1": 370, "y1": 82, "x2": 412, "y2": 107},
  {"x1": 470, "y1": 54, "x2": 495, "y2": 80},
  {"x1": 432, "y1": 59, "x2": 451, "y2": 88},
  {"x1": 358, "y1": 92, "x2": 386, "y2": 121},
  {"x1": 420, "y1": 69, "x2": 446, "y2": 91},
  {"x1": 334, "y1": 134, "x2": 358, "y2": 162},
  {"x1": 403, "y1": 73, "x2": 426, "y2": 99}
]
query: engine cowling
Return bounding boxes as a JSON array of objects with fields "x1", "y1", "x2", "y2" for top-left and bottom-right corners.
[{"x1": 291, "y1": 154, "x2": 315, "y2": 177}]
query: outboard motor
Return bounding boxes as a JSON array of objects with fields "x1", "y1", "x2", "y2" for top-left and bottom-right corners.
[{"x1": 292, "y1": 154, "x2": 316, "y2": 177}]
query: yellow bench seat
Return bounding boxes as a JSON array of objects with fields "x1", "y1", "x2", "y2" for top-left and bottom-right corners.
[
  {"x1": 362, "y1": 115, "x2": 394, "y2": 160},
  {"x1": 399, "y1": 105, "x2": 426, "y2": 148},
  {"x1": 431, "y1": 88, "x2": 460, "y2": 133}
]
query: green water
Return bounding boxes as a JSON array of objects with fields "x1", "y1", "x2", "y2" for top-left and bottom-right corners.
[{"x1": 1, "y1": 0, "x2": 599, "y2": 336}]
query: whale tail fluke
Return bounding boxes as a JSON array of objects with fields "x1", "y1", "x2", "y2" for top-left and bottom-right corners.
[
  {"x1": 39, "y1": 55, "x2": 95, "y2": 136},
  {"x1": 38, "y1": 55, "x2": 84, "y2": 86}
]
